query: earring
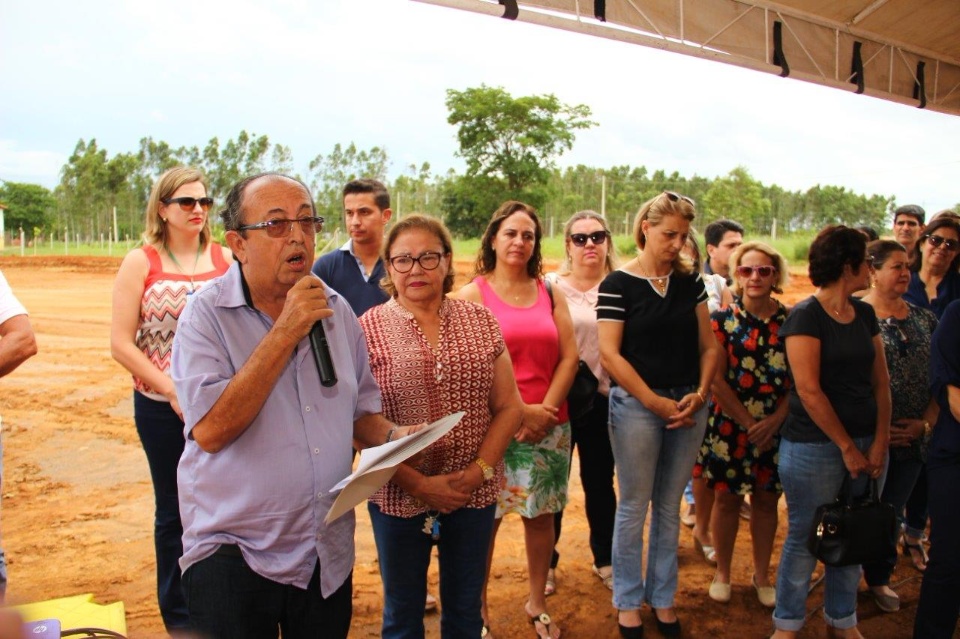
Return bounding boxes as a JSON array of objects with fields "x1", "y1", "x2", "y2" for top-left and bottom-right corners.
[{"x1": 161, "y1": 218, "x2": 167, "y2": 223}]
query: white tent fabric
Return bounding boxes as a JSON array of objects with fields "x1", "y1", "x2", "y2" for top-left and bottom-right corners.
[{"x1": 413, "y1": 0, "x2": 960, "y2": 117}]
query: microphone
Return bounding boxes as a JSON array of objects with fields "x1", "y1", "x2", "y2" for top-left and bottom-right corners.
[{"x1": 309, "y1": 321, "x2": 338, "y2": 387}]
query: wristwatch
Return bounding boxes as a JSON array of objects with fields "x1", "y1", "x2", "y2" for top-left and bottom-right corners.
[{"x1": 474, "y1": 457, "x2": 494, "y2": 481}]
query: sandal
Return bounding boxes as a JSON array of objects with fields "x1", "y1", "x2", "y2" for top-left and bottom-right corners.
[
  {"x1": 902, "y1": 537, "x2": 928, "y2": 572},
  {"x1": 694, "y1": 536, "x2": 716, "y2": 564},
  {"x1": 529, "y1": 611, "x2": 561, "y2": 639},
  {"x1": 544, "y1": 568, "x2": 556, "y2": 596},
  {"x1": 593, "y1": 564, "x2": 613, "y2": 590}
]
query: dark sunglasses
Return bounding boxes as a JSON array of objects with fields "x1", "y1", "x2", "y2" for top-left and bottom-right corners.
[
  {"x1": 569, "y1": 231, "x2": 609, "y2": 247},
  {"x1": 924, "y1": 234, "x2": 960, "y2": 251},
  {"x1": 162, "y1": 196, "x2": 214, "y2": 212},
  {"x1": 882, "y1": 317, "x2": 909, "y2": 344},
  {"x1": 736, "y1": 265, "x2": 777, "y2": 278},
  {"x1": 388, "y1": 251, "x2": 444, "y2": 273},
  {"x1": 237, "y1": 216, "x2": 324, "y2": 238},
  {"x1": 663, "y1": 191, "x2": 696, "y2": 206}
]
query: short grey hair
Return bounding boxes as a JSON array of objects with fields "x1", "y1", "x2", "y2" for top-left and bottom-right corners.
[{"x1": 220, "y1": 172, "x2": 315, "y2": 233}]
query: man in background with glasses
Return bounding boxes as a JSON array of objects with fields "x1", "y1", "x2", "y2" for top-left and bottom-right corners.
[
  {"x1": 0, "y1": 268, "x2": 38, "y2": 603},
  {"x1": 171, "y1": 173, "x2": 408, "y2": 638},
  {"x1": 312, "y1": 178, "x2": 393, "y2": 317}
]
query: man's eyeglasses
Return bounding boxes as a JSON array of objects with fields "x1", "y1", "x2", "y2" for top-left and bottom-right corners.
[
  {"x1": 237, "y1": 216, "x2": 325, "y2": 238},
  {"x1": 389, "y1": 251, "x2": 444, "y2": 273},
  {"x1": 924, "y1": 234, "x2": 959, "y2": 251},
  {"x1": 664, "y1": 191, "x2": 696, "y2": 206},
  {"x1": 735, "y1": 265, "x2": 777, "y2": 278},
  {"x1": 569, "y1": 231, "x2": 609, "y2": 247},
  {"x1": 162, "y1": 196, "x2": 214, "y2": 212}
]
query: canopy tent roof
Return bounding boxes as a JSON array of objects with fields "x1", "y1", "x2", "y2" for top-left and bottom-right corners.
[{"x1": 412, "y1": 0, "x2": 960, "y2": 117}]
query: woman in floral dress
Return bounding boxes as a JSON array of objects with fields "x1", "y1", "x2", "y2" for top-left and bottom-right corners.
[{"x1": 694, "y1": 241, "x2": 790, "y2": 608}]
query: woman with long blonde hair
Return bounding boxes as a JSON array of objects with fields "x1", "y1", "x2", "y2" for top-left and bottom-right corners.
[{"x1": 110, "y1": 166, "x2": 232, "y2": 633}]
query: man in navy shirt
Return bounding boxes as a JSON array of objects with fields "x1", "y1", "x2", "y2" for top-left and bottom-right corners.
[{"x1": 312, "y1": 179, "x2": 392, "y2": 317}]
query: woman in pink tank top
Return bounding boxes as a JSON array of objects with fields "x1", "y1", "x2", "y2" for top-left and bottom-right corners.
[
  {"x1": 457, "y1": 201, "x2": 578, "y2": 639},
  {"x1": 110, "y1": 166, "x2": 232, "y2": 633}
]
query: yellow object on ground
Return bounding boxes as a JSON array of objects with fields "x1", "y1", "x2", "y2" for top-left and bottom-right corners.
[{"x1": 11, "y1": 593, "x2": 126, "y2": 634}]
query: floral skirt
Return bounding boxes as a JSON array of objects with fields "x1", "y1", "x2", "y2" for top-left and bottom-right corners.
[
  {"x1": 496, "y1": 422, "x2": 571, "y2": 518},
  {"x1": 694, "y1": 414, "x2": 782, "y2": 495}
]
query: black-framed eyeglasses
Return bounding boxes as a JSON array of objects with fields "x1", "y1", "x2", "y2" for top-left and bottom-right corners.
[
  {"x1": 162, "y1": 196, "x2": 214, "y2": 212},
  {"x1": 735, "y1": 265, "x2": 777, "y2": 278},
  {"x1": 664, "y1": 191, "x2": 696, "y2": 206},
  {"x1": 882, "y1": 317, "x2": 909, "y2": 344},
  {"x1": 569, "y1": 231, "x2": 609, "y2": 247},
  {"x1": 237, "y1": 216, "x2": 324, "y2": 238},
  {"x1": 923, "y1": 234, "x2": 959, "y2": 251},
  {"x1": 388, "y1": 251, "x2": 444, "y2": 273}
]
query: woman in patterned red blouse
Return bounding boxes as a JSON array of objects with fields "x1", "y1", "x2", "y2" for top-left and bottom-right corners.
[
  {"x1": 358, "y1": 214, "x2": 524, "y2": 639},
  {"x1": 110, "y1": 166, "x2": 232, "y2": 633}
]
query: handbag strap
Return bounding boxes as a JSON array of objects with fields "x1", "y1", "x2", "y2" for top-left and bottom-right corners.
[{"x1": 837, "y1": 472, "x2": 880, "y2": 505}]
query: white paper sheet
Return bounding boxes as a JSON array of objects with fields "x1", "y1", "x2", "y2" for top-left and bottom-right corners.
[{"x1": 324, "y1": 411, "x2": 465, "y2": 523}]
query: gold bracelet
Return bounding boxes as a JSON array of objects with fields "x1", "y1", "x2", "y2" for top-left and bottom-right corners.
[{"x1": 696, "y1": 387, "x2": 706, "y2": 404}]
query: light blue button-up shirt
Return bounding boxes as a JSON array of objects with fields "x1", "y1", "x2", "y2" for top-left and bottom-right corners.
[{"x1": 172, "y1": 262, "x2": 382, "y2": 597}]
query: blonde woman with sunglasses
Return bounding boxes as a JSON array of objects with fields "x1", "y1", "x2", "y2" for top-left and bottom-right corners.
[
  {"x1": 598, "y1": 192, "x2": 720, "y2": 638},
  {"x1": 110, "y1": 166, "x2": 232, "y2": 633},
  {"x1": 693, "y1": 241, "x2": 790, "y2": 608}
]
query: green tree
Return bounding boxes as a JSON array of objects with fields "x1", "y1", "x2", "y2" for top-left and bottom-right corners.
[
  {"x1": 0, "y1": 181, "x2": 56, "y2": 238},
  {"x1": 445, "y1": 85, "x2": 596, "y2": 192},
  {"x1": 391, "y1": 162, "x2": 440, "y2": 217},
  {"x1": 701, "y1": 166, "x2": 770, "y2": 231},
  {"x1": 56, "y1": 139, "x2": 142, "y2": 241},
  {"x1": 199, "y1": 130, "x2": 273, "y2": 198},
  {"x1": 307, "y1": 143, "x2": 390, "y2": 227}
]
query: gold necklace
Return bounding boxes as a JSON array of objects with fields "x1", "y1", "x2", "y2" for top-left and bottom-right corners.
[
  {"x1": 636, "y1": 257, "x2": 669, "y2": 294},
  {"x1": 165, "y1": 242, "x2": 203, "y2": 291}
]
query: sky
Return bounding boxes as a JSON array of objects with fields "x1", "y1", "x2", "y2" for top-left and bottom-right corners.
[{"x1": 2, "y1": 0, "x2": 959, "y2": 216}]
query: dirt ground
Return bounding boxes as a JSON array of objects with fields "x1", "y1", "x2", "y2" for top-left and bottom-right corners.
[{"x1": 0, "y1": 256, "x2": 928, "y2": 638}]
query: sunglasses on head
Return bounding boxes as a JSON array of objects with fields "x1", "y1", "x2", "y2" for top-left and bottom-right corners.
[
  {"x1": 569, "y1": 231, "x2": 609, "y2": 247},
  {"x1": 663, "y1": 191, "x2": 695, "y2": 206},
  {"x1": 924, "y1": 234, "x2": 960, "y2": 251},
  {"x1": 162, "y1": 196, "x2": 214, "y2": 212},
  {"x1": 736, "y1": 265, "x2": 777, "y2": 278}
]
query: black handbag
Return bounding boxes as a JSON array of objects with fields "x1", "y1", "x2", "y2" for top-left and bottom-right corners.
[
  {"x1": 807, "y1": 473, "x2": 897, "y2": 567},
  {"x1": 567, "y1": 360, "x2": 599, "y2": 421}
]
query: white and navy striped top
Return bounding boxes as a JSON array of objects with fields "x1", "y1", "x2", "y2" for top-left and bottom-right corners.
[{"x1": 597, "y1": 269, "x2": 707, "y2": 389}]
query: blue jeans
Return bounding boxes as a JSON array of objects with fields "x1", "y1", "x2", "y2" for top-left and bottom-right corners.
[
  {"x1": 863, "y1": 453, "x2": 923, "y2": 586},
  {"x1": 182, "y1": 546, "x2": 351, "y2": 639},
  {"x1": 134, "y1": 391, "x2": 190, "y2": 631},
  {"x1": 773, "y1": 437, "x2": 879, "y2": 631},
  {"x1": 368, "y1": 502, "x2": 496, "y2": 639},
  {"x1": 608, "y1": 385, "x2": 707, "y2": 610}
]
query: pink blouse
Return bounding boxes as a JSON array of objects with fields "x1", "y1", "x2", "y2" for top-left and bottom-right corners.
[{"x1": 474, "y1": 277, "x2": 568, "y2": 423}]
